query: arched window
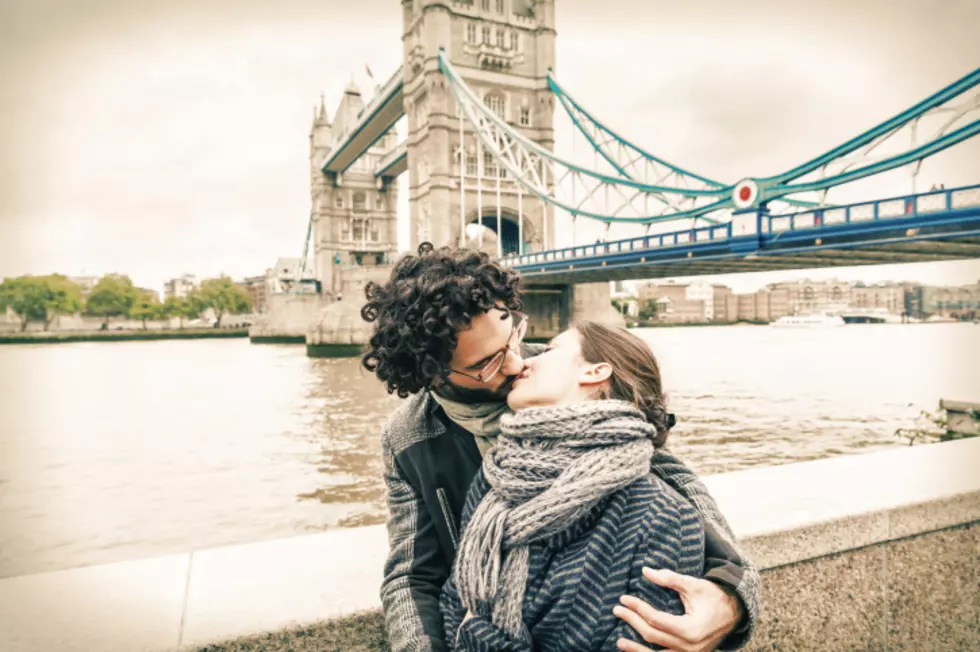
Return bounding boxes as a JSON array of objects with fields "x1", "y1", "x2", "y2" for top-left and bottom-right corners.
[
  {"x1": 803, "y1": 286, "x2": 815, "y2": 301},
  {"x1": 484, "y1": 92, "x2": 505, "y2": 119}
]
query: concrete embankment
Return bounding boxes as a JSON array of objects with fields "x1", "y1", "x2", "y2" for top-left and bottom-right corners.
[{"x1": 2, "y1": 437, "x2": 977, "y2": 651}]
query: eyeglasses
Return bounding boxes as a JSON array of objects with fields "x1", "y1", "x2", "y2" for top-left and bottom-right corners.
[{"x1": 451, "y1": 314, "x2": 527, "y2": 384}]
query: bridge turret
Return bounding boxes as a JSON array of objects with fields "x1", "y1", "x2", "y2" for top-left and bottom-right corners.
[{"x1": 401, "y1": 0, "x2": 556, "y2": 254}]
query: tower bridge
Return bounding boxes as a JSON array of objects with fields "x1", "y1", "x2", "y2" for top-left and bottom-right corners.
[{"x1": 252, "y1": 0, "x2": 980, "y2": 352}]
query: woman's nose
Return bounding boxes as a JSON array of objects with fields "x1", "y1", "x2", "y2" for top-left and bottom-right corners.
[{"x1": 500, "y1": 348, "x2": 524, "y2": 376}]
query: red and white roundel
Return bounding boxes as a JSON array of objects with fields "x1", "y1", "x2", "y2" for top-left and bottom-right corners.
[{"x1": 732, "y1": 178, "x2": 759, "y2": 209}]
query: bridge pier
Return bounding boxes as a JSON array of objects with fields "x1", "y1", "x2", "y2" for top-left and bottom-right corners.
[
  {"x1": 305, "y1": 265, "x2": 392, "y2": 358},
  {"x1": 249, "y1": 293, "x2": 328, "y2": 344},
  {"x1": 523, "y1": 282, "x2": 625, "y2": 342}
]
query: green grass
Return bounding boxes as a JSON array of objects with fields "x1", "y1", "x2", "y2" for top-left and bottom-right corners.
[
  {"x1": 0, "y1": 329, "x2": 248, "y2": 344},
  {"x1": 195, "y1": 610, "x2": 388, "y2": 652}
]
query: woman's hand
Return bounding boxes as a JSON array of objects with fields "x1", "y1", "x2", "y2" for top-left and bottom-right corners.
[{"x1": 613, "y1": 567, "x2": 743, "y2": 652}]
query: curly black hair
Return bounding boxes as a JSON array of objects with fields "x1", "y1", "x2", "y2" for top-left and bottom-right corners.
[{"x1": 360, "y1": 243, "x2": 523, "y2": 397}]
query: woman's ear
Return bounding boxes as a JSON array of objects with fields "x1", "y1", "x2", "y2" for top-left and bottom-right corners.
[{"x1": 579, "y1": 361, "x2": 612, "y2": 389}]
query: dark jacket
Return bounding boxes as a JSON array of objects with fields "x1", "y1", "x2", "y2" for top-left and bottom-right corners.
[
  {"x1": 440, "y1": 470, "x2": 706, "y2": 651},
  {"x1": 380, "y1": 392, "x2": 760, "y2": 652}
]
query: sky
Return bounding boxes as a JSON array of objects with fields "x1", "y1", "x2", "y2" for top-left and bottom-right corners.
[{"x1": 1, "y1": 0, "x2": 978, "y2": 295}]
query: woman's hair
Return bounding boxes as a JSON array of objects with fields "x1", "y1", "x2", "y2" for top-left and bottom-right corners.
[
  {"x1": 575, "y1": 321, "x2": 674, "y2": 447},
  {"x1": 360, "y1": 243, "x2": 523, "y2": 397}
]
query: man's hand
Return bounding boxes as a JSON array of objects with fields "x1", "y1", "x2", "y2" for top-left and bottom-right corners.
[{"x1": 613, "y1": 567, "x2": 743, "y2": 652}]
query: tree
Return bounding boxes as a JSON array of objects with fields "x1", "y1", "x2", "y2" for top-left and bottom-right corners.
[
  {"x1": 189, "y1": 276, "x2": 251, "y2": 327},
  {"x1": 0, "y1": 275, "x2": 83, "y2": 331},
  {"x1": 85, "y1": 275, "x2": 138, "y2": 330},
  {"x1": 129, "y1": 292, "x2": 162, "y2": 330},
  {"x1": 638, "y1": 300, "x2": 660, "y2": 322},
  {"x1": 161, "y1": 295, "x2": 199, "y2": 329}
]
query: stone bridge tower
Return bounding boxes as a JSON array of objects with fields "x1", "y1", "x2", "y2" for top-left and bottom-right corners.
[
  {"x1": 309, "y1": 86, "x2": 399, "y2": 300},
  {"x1": 401, "y1": 0, "x2": 556, "y2": 255}
]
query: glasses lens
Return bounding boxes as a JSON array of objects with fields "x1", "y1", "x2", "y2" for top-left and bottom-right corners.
[
  {"x1": 480, "y1": 352, "x2": 506, "y2": 382},
  {"x1": 515, "y1": 316, "x2": 527, "y2": 343}
]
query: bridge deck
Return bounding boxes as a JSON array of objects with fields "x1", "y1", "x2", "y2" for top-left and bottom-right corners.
[
  {"x1": 505, "y1": 186, "x2": 980, "y2": 285},
  {"x1": 321, "y1": 67, "x2": 405, "y2": 175}
]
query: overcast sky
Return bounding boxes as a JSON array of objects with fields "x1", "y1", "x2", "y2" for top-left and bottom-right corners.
[{"x1": 1, "y1": 0, "x2": 978, "y2": 294}]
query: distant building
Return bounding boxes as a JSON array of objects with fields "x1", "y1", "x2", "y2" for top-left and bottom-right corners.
[
  {"x1": 266, "y1": 257, "x2": 317, "y2": 294},
  {"x1": 733, "y1": 288, "x2": 791, "y2": 322},
  {"x1": 766, "y1": 279, "x2": 853, "y2": 316},
  {"x1": 913, "y1": 283, "x2": 980, "y2": 319},
  {"x1": 164, "y1": 274, "x2": 198, "y2": 300},
  {"x1": 850, "y1": 283, "x2": 904, "y2": 314},
  {"x1": 239, "y1": 275, "x2": 269, "y2": 313}
]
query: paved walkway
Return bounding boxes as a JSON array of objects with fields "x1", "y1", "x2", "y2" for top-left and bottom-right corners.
[{"x1": 2, "y1": 437, "x2": 978, "y2": 651}]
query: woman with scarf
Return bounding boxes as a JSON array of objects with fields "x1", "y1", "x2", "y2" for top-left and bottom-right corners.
[{"x1": 440, "y1": 320, "x2": 705, "y2": 652}]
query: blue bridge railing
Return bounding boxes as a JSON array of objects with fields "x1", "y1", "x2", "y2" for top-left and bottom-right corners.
[{"x1": 500, "y1": 184, "x2": 980, "y2": 270}]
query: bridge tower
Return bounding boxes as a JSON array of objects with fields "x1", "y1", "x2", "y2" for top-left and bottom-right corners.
[
  {"x1": 401, "y1": 0, "x2": 556, "y2": 255},
  {"x1": 309, "y1": 85, "x2": 399, "y2": 300}
]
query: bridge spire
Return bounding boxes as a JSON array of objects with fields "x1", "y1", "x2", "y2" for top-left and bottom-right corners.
[{"x1": 316, "y1": 93, "x2": 330, "y2": 125}]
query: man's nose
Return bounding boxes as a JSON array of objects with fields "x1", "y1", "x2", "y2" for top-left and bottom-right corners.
[{"x1": 500, "y1": 348, "x2": 524, "y2": 376}]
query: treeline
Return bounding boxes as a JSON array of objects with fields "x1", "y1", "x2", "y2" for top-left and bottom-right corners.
[{"x1": 0, "y1": 274, "x2": 251, "y2": 332}]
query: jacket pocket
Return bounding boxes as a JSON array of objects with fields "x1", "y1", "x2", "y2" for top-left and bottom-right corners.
[{"x1": 436, "y1": 487, "x2": 459, "y2": 551}]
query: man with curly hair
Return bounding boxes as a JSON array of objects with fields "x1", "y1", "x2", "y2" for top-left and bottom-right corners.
[{"x1": 361, "y1": 243, "x2": 760, "y2": 652}]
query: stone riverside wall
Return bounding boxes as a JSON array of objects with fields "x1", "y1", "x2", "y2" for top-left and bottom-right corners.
[{"x1": 2, "y1": 438, "x2": 977, "y2": 651}]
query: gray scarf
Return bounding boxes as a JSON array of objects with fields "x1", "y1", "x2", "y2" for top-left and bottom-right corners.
[
  {"x1": 430, "y1": 384, "x2": 510, "y2": 455},
  {"x1": 452, "y1": 400, "x2": 655, "y2": 644}
]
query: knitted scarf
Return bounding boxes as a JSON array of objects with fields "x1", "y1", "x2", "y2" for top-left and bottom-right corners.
[
  {"x1": 431, "y1": 342, "x2": 546, "y2": 455},
  {"x1": 430, "y1": 385, "x2": 510, "y2": 456},
  {"x1": 452, "y1": 400, "x2": 656, "y2": 644}
]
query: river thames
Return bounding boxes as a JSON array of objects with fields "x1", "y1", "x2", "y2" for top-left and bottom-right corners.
[{"x1": 1, "y1": 322, "x2": 977, "y2": 578}]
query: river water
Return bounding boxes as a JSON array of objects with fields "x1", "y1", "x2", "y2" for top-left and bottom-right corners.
[{"x1": 1, "y1": 323, "x2": 977, "y2": 578}]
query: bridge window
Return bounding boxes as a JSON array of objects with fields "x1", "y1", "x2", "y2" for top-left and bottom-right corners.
[
  {"x1": 335, "y1": 195, "x2": 344, "y2": 209},
  {"x1": 495, "y1": 0, "x2": 504, "y2": 13},
  {"x1": 481, "y1": 0, "x2": 490, "y2": 10},
  {"x1": 352, "y1": 220, "x2": 365, "y2": 241},
  {"x1": 496, "y1": 29, "x2": 505, "y2": 48},
  {"x1": 376, "y1": 194, "x2": 385, "y2": 210},
  {"x1": 353, "y1": 192, "x2": 366, "y2": 211},
  {"x1": 466, "y1": 153, "x2": 478, "y2": 176},
  {"x1": 370, "y1": 221, "x2": 380, "y2": 241},
  {"x1": 482, "y1": 25, "x2": 491, "y2": 44},
  {"x1": 466, "y1": 24, "x2": 476, "y2": 43},
  {"x1": 484, "y1": 150, "x2": 500, "y2": 178},
  {"x1": 484, "y1": 92, "x2": 505, "y2": 119},
  {"x1": 519, "y1": 106, "x2": 531, "y2": 126},
  {"x1": 510, "y1": 31, "x2": 519, "y2": 51}
]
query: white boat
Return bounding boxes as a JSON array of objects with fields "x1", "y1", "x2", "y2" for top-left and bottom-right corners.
[{"x1": 771, "y1": 314, "x2": 846, "y2": 328}]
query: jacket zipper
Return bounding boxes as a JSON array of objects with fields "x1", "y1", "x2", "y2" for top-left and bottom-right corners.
[{"x1": 436, "y1": 487, "x2": 459, "y2": 551}]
